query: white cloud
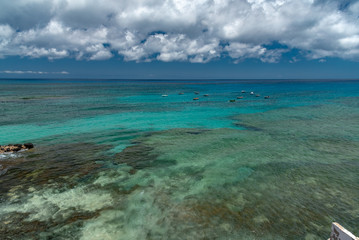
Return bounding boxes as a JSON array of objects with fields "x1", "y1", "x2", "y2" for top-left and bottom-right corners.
[
  {"x1": 0, "y1": 70, "x2": 69, "y2": 74},
  {"x1": 21, "y1": 47, "x2": 69, "y2": 59},
  {"x1": 0, "y1": 24, "x2": 14, "y2": 38},
  {"x1": 0, "y1": 0, "x2": 359, "y2": 62},
  {"x1": 118, "y1": 33, "x2": 220, "y2": 62},
  {"x1": 339, "y1": 35, "x2": 359, "y2": 49}
]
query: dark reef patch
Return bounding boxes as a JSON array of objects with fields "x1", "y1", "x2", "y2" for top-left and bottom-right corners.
[
  {"x1": 185, "y1": 129, "x2": 209, "y2": 135},
  {"x1": 0, "y1": 208, "x2": 104, "y2": 240},
  {"x1": 234, "y1": 122, "x2": 263, "y2": 131},
  {"x1": 0, "y1": 142, "x2": 110, "y2": 198},
  {"x1": 116, "y1": 144, "x2": 158, "y2": 170}
]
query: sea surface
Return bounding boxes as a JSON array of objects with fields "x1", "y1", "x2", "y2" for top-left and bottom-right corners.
[{"x1": 0, "y1": 79, "x2": 359, "y2": 239}]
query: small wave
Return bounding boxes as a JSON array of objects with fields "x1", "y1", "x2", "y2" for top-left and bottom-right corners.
[{"x1": 0, "y1": 152, "x2": 21, "y2": 160}]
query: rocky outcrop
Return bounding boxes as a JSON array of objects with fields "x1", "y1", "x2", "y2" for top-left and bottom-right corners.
[{"x1": 0, "y1": 143, "x2": 34, "y2": 154}]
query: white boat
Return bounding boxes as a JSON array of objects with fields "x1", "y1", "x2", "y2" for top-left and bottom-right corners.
[
  {"x1": 250, "y1": 92, "x2": 254, "y2": 95},
  {"x1": 162, "y1": 95, "x2": 168, "y2": 97}
]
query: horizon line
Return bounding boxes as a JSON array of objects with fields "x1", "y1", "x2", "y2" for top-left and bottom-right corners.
[{"x1": 1, "y1": 78, "x2": 359, "y2": 81}]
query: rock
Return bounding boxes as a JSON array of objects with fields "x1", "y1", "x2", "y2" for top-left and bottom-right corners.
[
  {"x1": 12, "y1": 145, "x2": 22, "y2": 152},
  {"x1": 23, "y1": 143, "x2": 34, "y2": 149},
  {"x1": 0, "y1": 143, "x2": 34, "y2": 154}
]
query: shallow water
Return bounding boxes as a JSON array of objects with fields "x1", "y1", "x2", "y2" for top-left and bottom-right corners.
[{"x1": 1, "y1": 79, "x2": 359, "y2": 239}]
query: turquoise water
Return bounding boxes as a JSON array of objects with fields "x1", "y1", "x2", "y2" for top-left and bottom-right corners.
[{"x1": 1, "y1": 79, "x2": 359, "y2": 239}]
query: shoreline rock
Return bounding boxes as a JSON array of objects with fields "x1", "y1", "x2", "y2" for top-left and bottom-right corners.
[{"x1": 0, "y1": 143, "x2": 34, "y2": 154}]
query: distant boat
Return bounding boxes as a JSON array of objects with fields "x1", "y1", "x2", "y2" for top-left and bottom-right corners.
[
  {"x1": 264, "y1": 96, "x2": 270, "y2": 99},
  {"x1": 194, "y1": 91, "x2": 199, "y2": 95},
  {"x1": 256, "y1": 94, "x2": 260, "y2": 97},
  {"x1": 193, "y1": 97, "x2": 199, "y2": 100},
  {"x1": 241, "y1": 90, "x2": 246, "y2": 93},
  {"x1": 162, "y1": 95, "x2": 168, "y2": 97},
  {"x1": 229, "y1": 99, "x2": 236, "y2": 102},
  {"x1": 237, "y1": 96, "x2": 243, "y2": 99},
  {"x1": 178, "y1": 92, "x2": 184, "y2": 95},
  {"x1": 203, "y1": 94, "x2": 209, "y2": 97},
  {"x1": 250, "y1": 92, "x2": 254, "y2": 95}
]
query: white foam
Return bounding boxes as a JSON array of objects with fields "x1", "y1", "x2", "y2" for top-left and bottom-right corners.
[{"x1": 0, "y1": 152, "x2": 19, "y2": 160}]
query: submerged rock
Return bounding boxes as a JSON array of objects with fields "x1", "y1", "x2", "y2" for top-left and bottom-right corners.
[
  {"x1": 0, "y1": 143, "x2": 34, "y2": 153},
  {"x1": 115, "y1": 144, "x2": 159, "y2": 171}
]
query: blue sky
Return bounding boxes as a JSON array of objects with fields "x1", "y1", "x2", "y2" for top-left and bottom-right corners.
[{"x1": 0, "y1": 0, "x2": 358, "y2": 79}]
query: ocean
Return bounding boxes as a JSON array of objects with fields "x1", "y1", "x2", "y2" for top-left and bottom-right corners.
[{"x1": 1, "y1": 79, "x2": 359, "y2": 239}]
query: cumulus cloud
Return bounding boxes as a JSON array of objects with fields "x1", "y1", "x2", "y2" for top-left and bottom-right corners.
[{"x1": 0, "y1": 0, "x2": 359, "y2": 62}]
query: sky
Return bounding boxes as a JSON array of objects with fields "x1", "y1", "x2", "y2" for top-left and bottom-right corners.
[{"x1": 0, "y1": 0, "x2": 358, "y2": 79}]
